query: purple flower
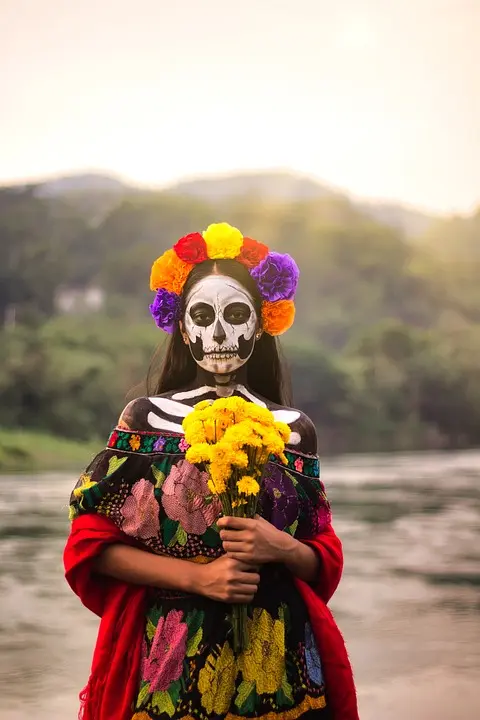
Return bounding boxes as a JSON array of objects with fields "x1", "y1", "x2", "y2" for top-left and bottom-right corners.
[
  {"x1": 153, "y1": 436, "x2": 166, "y2": 452},
  {"x1": 250, "y1": 252, "x2": 299, "y2": 302},
  {"x1": 260, "y1": 464, "x2": 299, "y2": 530},
  {"x1": 149, "y1": 288, "x2": 181, "y2": 333}
]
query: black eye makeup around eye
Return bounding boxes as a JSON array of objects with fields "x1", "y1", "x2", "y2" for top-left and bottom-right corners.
[
  {"x1": 223, "y1": 302, "x2": 251, "y2": 324},
  {"x1": 189, "y1": 302, "x2": 215, "y2": 326}
]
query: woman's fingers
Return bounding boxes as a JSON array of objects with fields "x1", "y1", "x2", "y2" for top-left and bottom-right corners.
[
  {"x1": 218, "y1": 516, "x2": 254, "y2": 531},
  {"x1": 220, "y1": 529, "x2": 250, "y2": 542}
]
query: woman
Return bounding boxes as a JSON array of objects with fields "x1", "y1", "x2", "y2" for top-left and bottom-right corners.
[{"x1": 64, "y1": 223, "x2": 358, "y2": 720}]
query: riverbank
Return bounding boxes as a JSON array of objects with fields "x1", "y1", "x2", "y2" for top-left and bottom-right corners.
[{"x1": 0, "y1": 429, "x2": 100, "y2": 472}]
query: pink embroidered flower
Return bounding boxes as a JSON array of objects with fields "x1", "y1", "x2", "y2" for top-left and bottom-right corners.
[
  {"x1": 162, "y1": 459, "x2": 221, "y2": 535},
  {"x1": 144, "y1": 610, "x2": 188, "y2": 692},
  {"x1": 120, "y1": 478, "x2": 160, "y2": 539},
  {"x1": 179, "y1": 437, "x2": 190, "y2": 452},
  {"x1": 294, "y1": 457, "x2": 304, "y2": 473}
]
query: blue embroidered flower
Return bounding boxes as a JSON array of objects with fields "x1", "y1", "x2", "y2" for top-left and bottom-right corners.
[{"x1": 305, "y1": 623, "x2": 323, "y2": 686}]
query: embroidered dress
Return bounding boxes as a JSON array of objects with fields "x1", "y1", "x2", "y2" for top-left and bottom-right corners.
[{"x1": 70, "y1": 424, "x2": 332, "y2": 720}]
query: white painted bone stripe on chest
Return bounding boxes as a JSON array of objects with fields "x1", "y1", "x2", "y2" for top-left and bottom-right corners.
[{"x1": 147, "y1": 394, "x2": 301, "y2": 445}]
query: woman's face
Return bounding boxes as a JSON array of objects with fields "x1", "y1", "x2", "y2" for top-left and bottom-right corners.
[{"x1": 183, "y1": 274, "x2": 258, "y2": 375}]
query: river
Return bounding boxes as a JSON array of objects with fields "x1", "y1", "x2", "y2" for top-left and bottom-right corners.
[{"x1": 1, "y1": 450, "x2": 479, "y2": 719}]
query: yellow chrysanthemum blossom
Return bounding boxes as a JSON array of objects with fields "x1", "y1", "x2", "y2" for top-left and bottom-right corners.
[
  {"x1": 202, "y1": 222, "x2": 244, "y2": 260},
  {"x1": 244, "y1": 403, "x2": 276, "y2": 426},
  {"x1": 237, "y1": 475, "x2": 260, "y2": 496},
  {"x1": 222, "y1": 421, "x2": 262, "y2": 449},
  {"x1": 183, "y1": 419, "x2": 207, "y2": 446},
  {"x1": 194, "y1": 399, "x2": 213, "y2": 411},
  {"x1": 185, "y1": 443, "x2": 211, "y2": 465},
  {"x1": 274, "y1": 421, "x2": 291, "y2": 443}
]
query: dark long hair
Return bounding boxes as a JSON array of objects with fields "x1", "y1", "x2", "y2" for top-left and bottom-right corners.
[{"x1": 147, "y1": 259, "x2": 293, "y2": 406}]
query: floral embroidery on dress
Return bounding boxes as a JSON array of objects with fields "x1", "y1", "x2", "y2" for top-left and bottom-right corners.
[
  {"x1": 238, "y1": 607, "x2": 286, "y2": 695},
  {"x1": 143, "y1": 610, "x2": 188, "y2": 692},
  {"x1": 294, "y1": 457, "x2": 304, "y2": 473},
  {"x1": 261, "y1": 464, "x2": 299, "y2": 530},
  {"x1": 198, "y1": 641, "x2": 237, "y2": 715},
  {"x1": 69, "y1": 429, "x2": 330, "y2": 719},
  {"x1": 120, "y1": 478, "x2": 160, "y2": 539},
  {"x1": 161, "y1": 460, "x2": 221, "y2": 535}
]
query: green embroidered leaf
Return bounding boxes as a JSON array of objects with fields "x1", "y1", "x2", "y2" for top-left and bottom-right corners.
[
  {"x1": 235, "y1": 680, "x2": 256, "y2": 712},
  {"x1": 186, "y1": 626, "x2": 203, "y2": 657},
  {"x1": 146, "y1": 618, "x2": 156, "y2": 642},
  {"x1": 201, "y1": 526, "x2": 221, "y2": 547},
  {"x1": 151, "y1": 690, "x2": 175, "y2": 717},
  {"x1": 177, "y1": 525, "x2": 188, "y2": 546},
  {"x1": 105, "y1": 455, "x2": 128, "y2": 478},
  {"x1": 136, "y1": 681, "x2": 151, "y2": 709},
  {"x1": 168, "y1": 524, "x2": 188, "y2": 547},
  {"x1": 285, "y1": 470, "x2": 298, "y2": 486},
  {"x1": 281, "y1": 673, "x2": 294, "y2": 702},
  {"x1": 163, "y1": 518, "x2": 178, "y2": 546},
  {"x1": 168, "y1": 679, "x2": 181, "y2": 707},
  {"x1": 151, "y1": 464, "x2": 166, "y2": 488},
  {"x1": 287, "y1": 519, "x2": 298, "y2": 536},
  {"x1": 185, "y1": 609, "x2": 204, "y2": 638},
  {"x1": 276, "y1": 686, "x2": 295, "y2": 708}
]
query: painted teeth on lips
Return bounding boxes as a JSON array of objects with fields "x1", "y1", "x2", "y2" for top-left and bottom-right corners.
[
  {"x1": 205, "y1": 352, "x2": 237, "y2": 359},
  {"x1": 203, "y1": 346, "x2": 238, "y2": 353}
]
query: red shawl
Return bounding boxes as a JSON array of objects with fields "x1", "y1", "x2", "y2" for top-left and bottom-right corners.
[{"x1": 64, "y1": 514, "x2": 358, "y2": 720}]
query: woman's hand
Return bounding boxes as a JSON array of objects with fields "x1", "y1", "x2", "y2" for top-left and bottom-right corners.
[
  {"x1": 218, "y1": 515, "x2": 292, "y2": 566},
  {"x1": 196, "y1": 554, "x2": 260, "y2": 603}
]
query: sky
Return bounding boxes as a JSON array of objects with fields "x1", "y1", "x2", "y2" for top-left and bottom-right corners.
[{"x1": 1, "y1": 0, "x2": 479, "y2": 213}]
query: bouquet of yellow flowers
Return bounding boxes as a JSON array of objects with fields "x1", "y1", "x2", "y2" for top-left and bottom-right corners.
[{"x1": 182, "y1": 396, "x2": 290, "y2": 650}]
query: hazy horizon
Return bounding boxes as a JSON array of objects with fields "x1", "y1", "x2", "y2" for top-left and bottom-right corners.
[{"x1": 1, "y1": 0, "x2": 479, "y2": 214}]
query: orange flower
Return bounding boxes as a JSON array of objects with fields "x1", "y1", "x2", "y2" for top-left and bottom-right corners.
[
  {"x1": 150, "y1": 249, "x2": 193, "y2": 294},
  {"x1": 129, "y1": 434, "x2": 141, "y2": 451},
  {"x1": 261, "y1": 299, "x2": 295, "y2": 336}
]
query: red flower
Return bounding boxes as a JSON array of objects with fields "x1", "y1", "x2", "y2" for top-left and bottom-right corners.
[
  {"x1": 173, "y1": 232, "x2": 208, "y2": 264},
  {"x1": 236, "y1": 237, "x2": 269, "y2": 268}
]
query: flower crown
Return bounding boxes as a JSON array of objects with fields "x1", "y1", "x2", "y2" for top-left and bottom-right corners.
[{"x1": 149, "y1": 222, "x2": 299, "y2": 336}]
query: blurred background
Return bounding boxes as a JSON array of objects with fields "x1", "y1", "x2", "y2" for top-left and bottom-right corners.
[{"x1": 0, "y1": 1, "x2": 479, "y2": 718}]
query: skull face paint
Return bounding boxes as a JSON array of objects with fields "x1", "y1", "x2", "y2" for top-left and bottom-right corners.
[{"x1": 184, "y1": 275, "x2": 258, "y2": 374}]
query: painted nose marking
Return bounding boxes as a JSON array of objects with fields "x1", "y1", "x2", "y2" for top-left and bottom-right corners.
[{"x1": 213, "y1": 319, "x2": 226, "y2": 345}]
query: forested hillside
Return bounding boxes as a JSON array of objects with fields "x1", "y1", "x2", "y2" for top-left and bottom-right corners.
[{"x1": 1, "y1": 173, "x2": 479, "y2": 457}]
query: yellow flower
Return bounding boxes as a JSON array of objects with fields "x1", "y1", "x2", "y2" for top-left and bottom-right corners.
[
  {"x1": 198, "y1": 641, "x2": 237, "y2": 715},
  {"x1": 194, "y1": 399, "x2": 213, "y2": 411},
  {"x1": 208, "y1": 460, "x2": 230, "y2": 493},
  {"x1": 183, "y1": 419, "x2": 207, "y2": 446},
  {"x1": 185, "y1": 443, "x2": 211, "y2": 465},
  {"x1": 237, "y1": 475, "x2": 260, "y2": 496},
  {"x1": 244, "y1": 403, "x2": 276, "y2": 426},
  {"x1": 221, "y1": 396, "x2": 249, "y2": 415},
  {"x1": 202, "y1": 222, "x2": 244, "y2": 259},
  {"x1": 208, "y1": 476, "x2": 226, "y2": 495},
  {"x1": 222, "y1": 421, "x2": 262, "y2": 449},
  {"x1": 238, "y1": 608, "x2": 285, "y2": 695},
  {"x1": 129, "y1": 434, "x2": 141, "y2": 451},
  {"x1": 274, "y1": 421, "x2": 291, "y2": 443}
]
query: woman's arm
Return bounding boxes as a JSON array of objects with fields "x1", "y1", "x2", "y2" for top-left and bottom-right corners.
[
  {"x1": 94, "y1": 543, "x2": 260, "y2": 603},
  {"x1": 218, "y1": 515, "x2": 321, "y2": 582}
]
